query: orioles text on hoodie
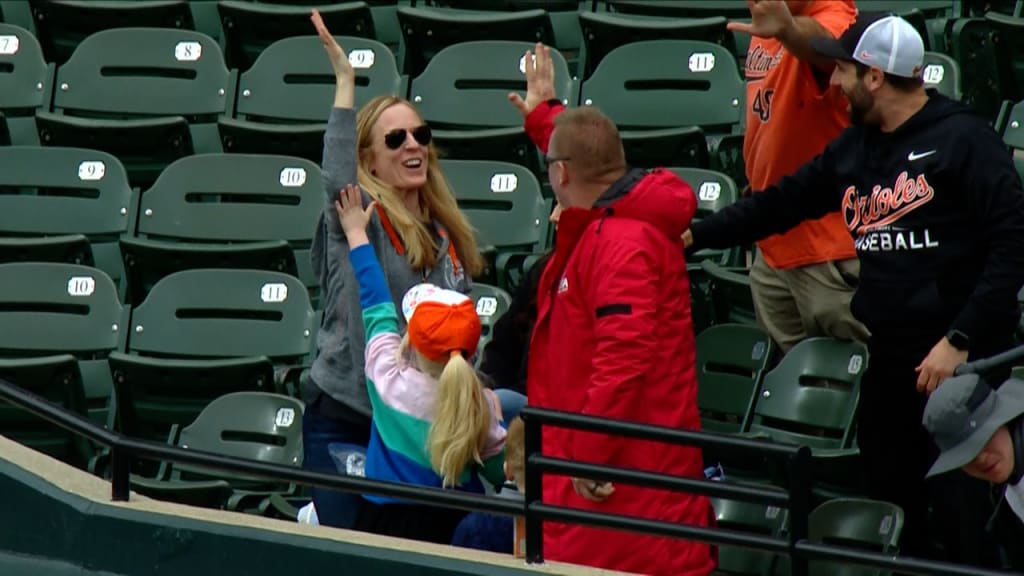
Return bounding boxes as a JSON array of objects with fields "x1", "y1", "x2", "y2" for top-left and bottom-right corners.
[{"x1": 691, "y1": 92, "x2": 1024, "y2": 358}]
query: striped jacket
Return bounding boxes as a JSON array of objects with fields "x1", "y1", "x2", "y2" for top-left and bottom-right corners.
[{"x1": 349, "y1": 243, "x2": 506, "y2": 503}]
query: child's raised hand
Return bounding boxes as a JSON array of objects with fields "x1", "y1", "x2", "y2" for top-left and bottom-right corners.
[{"x1": 334, "y1": 184, "x2": 375, "y2": 247}]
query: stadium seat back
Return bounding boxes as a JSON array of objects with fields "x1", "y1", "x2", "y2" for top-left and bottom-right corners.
[
  {"x1": 0, "y1": 146, "x2": 133, "y2": 283},
  {"x1": 582, "y1": 39, "x2": 743, "y2": 133},
  {"x1": 397, "y1": 6, "x2": 554, "y2": 77},
  {"x1": 36, "y1": 27, "x2": 230, "y2": 188},
  {"x1": 28, "y1": 0, "x2": 195, "y2": 64},
  {"x1": 578, "y1": 11, "x2": 736, "y2": 81},
  {"x1": 0, "y1": 354, "x2": 94, "y2": 468},
  {"x1": 671, "y1": 167, "x2": 741, "y2": 267},
  {"x1": 749, "y1": 337, "x2": 867, "y2": 450},
  {"x1": 126, "y1": 268, "x2": 314, "y2": 361},
  {"x1": 469, "y1": 283, "x2": 512, "y2": 369},
  {"x1": 807, "y1": 498, "x2": 904, "y2": 576},
  {"x1": 121, "y1": 153, "x2": 321, "y2": 305},
  {"x1": 711, "y1": 496, "x2": 789, "y2": 576},
  {"x1": 695, "y1": 323, "x2": 774, "y2": 433},
  {"x1": 410, "y1": 40, "x2": 574, "y2": 129},
  {"x1": 921, "y1": 51, "x2": 961, "y2": 100},
  {"x1": 220, "y1": 35, "x2": 402, "y2": 162},
  {"x1": 217, "y1": 0, "x2": 374, "y2": 71}
]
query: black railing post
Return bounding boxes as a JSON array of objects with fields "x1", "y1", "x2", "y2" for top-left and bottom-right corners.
[
  {"x1": 787, "y1": 445, "x2": 813, "y2": 576},
  {"x1": 524, "y1": 412, "x2": 543, "y2": 565},
  {"x1": 110, "y1": 445, "x2": 130, "y2": 502}
]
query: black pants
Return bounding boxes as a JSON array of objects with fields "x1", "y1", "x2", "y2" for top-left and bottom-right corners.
[
  {"x1": 857, "y1": 353, "x2": 1000, "y2": 566},
  {"x1": 354, "y1": 498, "x2": 469, "y2": 545}
]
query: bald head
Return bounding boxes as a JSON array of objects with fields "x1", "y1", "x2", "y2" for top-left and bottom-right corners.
[{"x1": 549, "y1": 107, "x2": 627, "y2": 185}]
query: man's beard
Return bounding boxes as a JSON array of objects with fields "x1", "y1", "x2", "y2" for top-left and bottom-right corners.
[{"x1": 848, "y1": 89, "x2": 874, "y2": 126}]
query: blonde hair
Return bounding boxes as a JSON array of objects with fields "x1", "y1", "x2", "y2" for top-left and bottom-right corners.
[
  {"x1": 505, "y1": 417, "x2": 526, "y2": 488},
  {"x1": 356, "y1": 96, "x2": 485, "y2": 277},
  {"x1": 399, "y1": 334, "x2": 492, "y2": 488}
]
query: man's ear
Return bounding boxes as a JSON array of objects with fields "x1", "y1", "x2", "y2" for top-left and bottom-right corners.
[{"x1": 868, "y1": 67, "x2": 886, "y2": 91}]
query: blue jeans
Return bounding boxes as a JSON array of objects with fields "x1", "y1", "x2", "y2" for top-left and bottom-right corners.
[
  {"x1": 302, "y1": 393, "x2": 370, "y2": 529},
  {"x1": 495, "y1": 388, "x2": 527, "y2": 424}
]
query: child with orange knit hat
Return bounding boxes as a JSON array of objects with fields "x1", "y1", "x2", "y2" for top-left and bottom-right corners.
[{"x1": 334, "y1": 184, "x2": 506, "y2": 544}]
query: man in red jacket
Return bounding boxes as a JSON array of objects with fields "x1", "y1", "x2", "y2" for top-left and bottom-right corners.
[{"x1": 507, "y1": 43, "x2": 715, "y2": 576}]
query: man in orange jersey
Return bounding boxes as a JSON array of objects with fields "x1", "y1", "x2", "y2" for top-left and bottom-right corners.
[
  {"x1": 686, "y1": 13, "x2": 1024, "y2": 565},
  {"x1": 730, "y1": 0, "x2": 869, "y2": 352}
]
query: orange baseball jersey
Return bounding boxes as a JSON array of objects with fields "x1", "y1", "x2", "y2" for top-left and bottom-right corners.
[{"x1": 744, "y1": 0, "x2": 858, "y2": 269}]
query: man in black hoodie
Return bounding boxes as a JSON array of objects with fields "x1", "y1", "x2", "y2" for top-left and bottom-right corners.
[{"x1": 685, "y1": 12, "x2": 1024, "y2": 562}]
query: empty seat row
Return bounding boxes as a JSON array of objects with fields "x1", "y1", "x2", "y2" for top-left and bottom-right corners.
[
  {"x1": 0, "y1": 146, "x2": 552, "y2": 299},
  {"x1": 0, "y1": 261, "x2": 510, "y2": 462}
]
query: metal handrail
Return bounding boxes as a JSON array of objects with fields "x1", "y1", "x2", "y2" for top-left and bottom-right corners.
[{"x1": 0, "y1": 377, "x2": 1017, "y2": 576}]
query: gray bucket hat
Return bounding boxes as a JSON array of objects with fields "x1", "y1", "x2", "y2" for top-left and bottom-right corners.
[{"x1": 923, "y1": 374, "x2": 1024, "y2": 478}]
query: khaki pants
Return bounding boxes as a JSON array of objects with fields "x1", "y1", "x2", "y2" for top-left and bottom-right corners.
[{"x1": 749, "y1": 252, "x2": 870, "y2": 353}]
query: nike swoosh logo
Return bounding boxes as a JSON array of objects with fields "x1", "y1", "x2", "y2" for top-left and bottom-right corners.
[{"x1": 907, "y1": 150, "x2": 937, "y2": 161}]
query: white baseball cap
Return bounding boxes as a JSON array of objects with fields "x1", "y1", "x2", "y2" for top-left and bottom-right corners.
[{"x1": 811, "y1": 13, "x2": 925, "y2": 79}]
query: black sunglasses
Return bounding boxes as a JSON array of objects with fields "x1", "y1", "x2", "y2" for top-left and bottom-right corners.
[{"x1": 384, "y1": 125, "x2": 432, "y2": 150}]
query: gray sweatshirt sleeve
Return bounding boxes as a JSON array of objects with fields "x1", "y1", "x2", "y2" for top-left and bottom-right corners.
[
  {"x1": 321, "y1": 107, "x2": 359, "y2": 236},
  {"x1": 308, "y1": 107, "x2": 374, "y2": 417}
]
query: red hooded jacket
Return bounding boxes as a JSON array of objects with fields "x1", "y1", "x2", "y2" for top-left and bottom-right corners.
[{"x1": 525, "y1": 101, "x2": 715, "y2": 576}]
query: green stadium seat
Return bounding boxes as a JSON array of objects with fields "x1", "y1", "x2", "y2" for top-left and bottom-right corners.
[
  {"x1": 219, "y1": 35, "x2": 403, "y2": 163},
  {"x1": 948, "y1": 17, "x2": 1002, "y2": 121},
  {"x1": 577, "y1": 11, "x2": 736, "y2": 81},
  {"x1": 130, "y1": 391, "x2": 304, "y2": 511},
  {"x1": 695, "y1": 323, "x2": 774, "y2": 434},
  {"x1": 807, "y1": 498, "x2": 904, "y2": 576},
  {"x1": 711, "y1": 132, "x2": 747, "y2": 191},
  {"x1": 439, "y1": 158, "x2": 549, "y2": 288},
  {"x1": 1004, "y1": 99, "x2": 1024, "y2": 150},
  {"x1": 748, "y1": 337, "x2": 866, "y2": 450},
  {"x1": 710, "y1": 496, "x2": 789, "y2": 576},
  {"x1": 424, "y1": 1, "x2": 583, "y2": 74},
  {"x1": 0, "y1": 262, "x2": 128, "y2": 427},
  {"x1": 27, "y1": 0, "x2": 194, "y2": 64},
  {"x1": 0, "y1": 146, "x2": 134, "y2": 288},
  {"x1": 427, "y1": 0, "x2": 578, "y2": 8},
  {"x1": 700, "y1": 260, "x2": 755, "y2": 325},
  {"x1": 396, "y1": 6, "x2": 554, "y2": 77},
  {"x1": 985, "y1": 12, "x2": 1024, "y2": 106},
  {"x1": 0, "y1": 23, "x2": 50, "y2": 145},
  {"x1": 410, "y1": 40, "x2": 574, "y2": 173},
  {"x1": 671, "y1": 167, "x2": 741, "y2": 268},
  {"x1": 217, "y1": 1, "x2": 374, "y2": 71},
  {"x1": 0, "y1": 354, "x2": 94, "y2": 468},
  {"x1": 109, "y1": 268, "x2": 314, "y2": 445},
  {"x1": 35, "y1": 27, "x2": 230, "y2": 189},
  {"x1": 470, "y1": 283, "x2": 512, "y2": 369},
  {"x1": 582, "y1": 39, "x2": 742, "y2": 133},
  {"x1": 620, "y1": 126, "x2": 710, "y2": 170},
  {"x1": 120, "y1": 153, "x2": 322, "y2": 307},
  {"x1": 921, "y1": 50, "x2": 962, "y2": 100},
  {"x1": 582, "y1": 39, "x2": 742, "y2": 169}
]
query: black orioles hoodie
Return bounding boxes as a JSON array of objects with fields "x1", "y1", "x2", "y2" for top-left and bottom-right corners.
[{"x1": 692, "y1": 91, "x2": 1024, "y2": 359}]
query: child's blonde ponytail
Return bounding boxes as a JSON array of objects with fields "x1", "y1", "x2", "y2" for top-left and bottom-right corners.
[{"x1": 428, "y1": 352, "x2": 491, "y2": 487}]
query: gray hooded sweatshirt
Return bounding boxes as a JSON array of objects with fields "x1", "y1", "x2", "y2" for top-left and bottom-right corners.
[{"x1": 308, "y1": 107, "x2": 472, "y2": 418}]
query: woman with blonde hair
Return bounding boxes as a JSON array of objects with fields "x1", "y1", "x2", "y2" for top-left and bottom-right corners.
[
  {"x1": 302, "y1": 10, "x2": 484, "y2": 530},
  {"x1": 337, "y1": 183, "x2": 505, "y2": 542}
]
